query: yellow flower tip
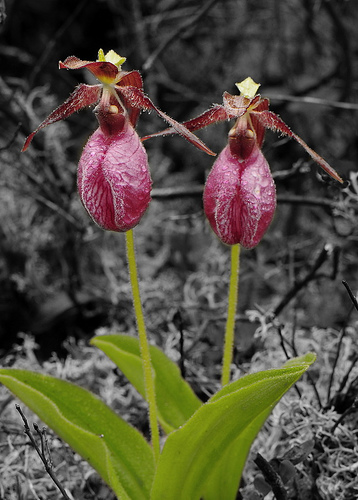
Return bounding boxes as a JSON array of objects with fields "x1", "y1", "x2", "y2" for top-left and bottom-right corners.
[
  {"x1": 235, "y1": 77, "x2": 260, "y2": 98},
  {"x1": 97, "y1": 48, "x2": 106, "y2": 62},
  {"x1": 97, "y1": 48, "x2": 126, "y2": 68}
]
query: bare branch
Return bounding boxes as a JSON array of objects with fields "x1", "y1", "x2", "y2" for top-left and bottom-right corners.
[
  {"x1": 272, "y1": 245, "x2": 332, "y2": 317},
  {"x1": 269, "y1": 93, "x2": 358, "y2": 111},
  {"x1": 15, "y1": 405, "x2": 72, "y2": 500},
  {"x1": 331, "y1": 398, "x2": 358, "y2": 433},
  {"x1": 142, "y1": 0, "x2": 219, "y2": 74},
  {"x1": 254, "y1": 453, "x2": 288, "y2": 500},
  {"x1": 342, "y1": 280, "x2": 358, "y2": 313}
]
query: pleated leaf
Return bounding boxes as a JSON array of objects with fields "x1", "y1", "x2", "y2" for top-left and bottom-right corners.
[
  {"x1": 0, "y1": 369, "x2": 154, "y2": 500},
  {"x1": 91, "y1": 334, "x2": 202, "y2": 433},
  {"x1": 151, "y1": 353, "x2": 316, "y2": 500}
]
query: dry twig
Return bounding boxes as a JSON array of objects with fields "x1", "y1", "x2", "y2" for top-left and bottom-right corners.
[
  {"x1": 254, "y1": 452, "x2": 288, "y2": 500},
  {"x1": 273, "y1": 245, "x2": 334, "y2": 317},
  {"x1": 15, "y1": 405, "x2": 71, "y2": 500},
  {"x1": 142, "y1": 0, "x2": 219, "y2": 73}
]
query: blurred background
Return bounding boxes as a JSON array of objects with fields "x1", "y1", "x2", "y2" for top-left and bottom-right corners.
[{"x1": 0, "y1": 0, "x2": 358, "y2": 361}]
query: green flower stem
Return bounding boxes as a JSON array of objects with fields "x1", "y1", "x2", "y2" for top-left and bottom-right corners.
[
  {"x1": 125, "y1": 229, "x2": 160, "y2": 463},
  {"x1": 221, "y1": 243, "x2": 241, "y2": 386}
]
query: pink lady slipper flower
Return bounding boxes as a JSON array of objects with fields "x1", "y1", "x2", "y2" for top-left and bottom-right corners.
[
  {"x1": 203, "y1": 78, "x2": 277, "y2": 247},
  {"x1": 146, "y1": 77, "x2": 343, "y2": 248},
  {"x1": 23, "y1": 49, "x2": 214, "y2": 232}
]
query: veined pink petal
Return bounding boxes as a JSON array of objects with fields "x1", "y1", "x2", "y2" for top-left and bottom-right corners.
[
  {"x1": 78, "y1": 120, "x2": 152, "y2": 232},
  {"x1": 203, "y1": 144, "x2": 276, "y2": 248}
]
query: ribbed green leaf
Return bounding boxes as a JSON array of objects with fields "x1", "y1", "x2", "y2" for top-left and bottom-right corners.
[
  {"x1": 151, "y1": 353, "x2": 316, "y2": 500},
  {"x1": 91, "y1": 334, "x2": 202, "y2": 433},
  {"x1": 0, "y1": 369, "x2": 155, "y2": 500}
]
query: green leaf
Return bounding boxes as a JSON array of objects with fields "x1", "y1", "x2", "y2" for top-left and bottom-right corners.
[
  {"x1": 0, "y1": 369, "x2": 154, "y2": 500},
  {"x1": 151, "y1": 353, "x2": 316, "y2": 500},
  {"x1": 91, "y1": 334, "x2": 202, "y2": 434}
]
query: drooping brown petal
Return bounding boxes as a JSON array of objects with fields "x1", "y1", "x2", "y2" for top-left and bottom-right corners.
[
  {"x1": 59, "y1": 56, "x2": 94, "y2": 69},
  {"x1": 22, "y1": 84, "x2": 102, "y2": 151},
  {"x1": 59, "y1": 56, "x2": 119, "y2": 83},
  {"x1": 142, "y1": 94, "x2": 252, "y2": 143},
  {"x1": 117, "y1": 70, "x2": 143, "y2": 89},
  {"x1": 180, "y1": 105, "x2": 231, "y2": 131},
  {"x1": 248, "y1": 97, "x2": 269, "y2": 149},
  {"x1": 253, "y1": 109, "x2": 343, "y2": 183},
  {"x1": 116, "y1": 70, "x2": 143, "y2": 127},
  {"x1": 141, "y1": 105, "x2": 229, "y2": 141},
  {"x1": 117, "y1": 85, "x2": 216, "y2": 156}
]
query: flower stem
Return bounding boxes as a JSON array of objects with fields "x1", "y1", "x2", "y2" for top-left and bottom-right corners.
[
  {"x1": 221, "y1": 244, "x2": 241, "y2": 386},
  {"x1": 125, "y1": 229, "x2": 160, "y2": 463}
]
